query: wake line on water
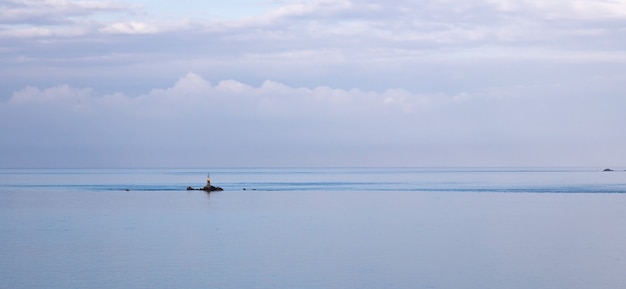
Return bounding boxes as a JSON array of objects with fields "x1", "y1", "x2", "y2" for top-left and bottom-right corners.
[
  {"x1": 5, "y1": 184, "x2": 186, "y2": 192},
  {"x1": 226, "y1": 184, "x2": 626, "y2": 194},
  {"x1": 5, "y1": 183, "x2": 626, "y2": 194}
]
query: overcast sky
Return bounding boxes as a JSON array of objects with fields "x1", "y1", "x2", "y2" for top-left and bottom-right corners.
[{"x1": 1, "y1": 0, "x2": 625, "y2": 168}]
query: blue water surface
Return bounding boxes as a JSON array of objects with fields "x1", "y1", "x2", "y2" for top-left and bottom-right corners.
[
  {"x1": 1, "y1": 167, "x2": 625, "y2": 193},
  {"x1": 1, "y1": 167, "x2": 626, "y2": 289}
]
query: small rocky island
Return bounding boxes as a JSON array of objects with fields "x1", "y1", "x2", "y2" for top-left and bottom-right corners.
[
  {"x1": 186, "y1": 185, "x2": 223, "y2": 192},
  {"x1": 186, "y1": 173, "x2": 223, "y2": 191}
]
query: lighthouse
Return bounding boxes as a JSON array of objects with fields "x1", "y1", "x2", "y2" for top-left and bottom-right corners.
[{"x1": 187, "y1": 172, "x2": 222, "y2": 191}]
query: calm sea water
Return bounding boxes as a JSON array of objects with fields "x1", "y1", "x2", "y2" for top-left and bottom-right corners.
[{"x1": 1, "y1": 167, "x2": 626, "y2": 289}]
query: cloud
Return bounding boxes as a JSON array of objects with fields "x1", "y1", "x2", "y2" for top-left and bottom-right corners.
[
  {"x1": 10, "y1": 84, "x2": 91, "y2": 104},
  {"x1": 6, "y1": 72, "x2": 431, "y2": 118},
  {"x1": 487, "y1": 0, "x2": 626, "y2": 19},
  {"x1": 3, "y1": 0, "x2": 626, "y2": 89},
  {"x1": 4, "y1": 0, "x2": 626, "y2": 53},
  {"x1": 99, "y1": 21, "x2": 158, "y2": 34},
  {"x1": 0, "y1": 0, "x2": 138, "y2": 25},
  {"x1": 1, "y1": 1, "x2": 626, "y2": 167},
  {"x1": 2, "y1": 72, "x2": 625, "y2": 167}
]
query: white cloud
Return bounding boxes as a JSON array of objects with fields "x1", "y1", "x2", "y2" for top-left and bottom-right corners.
[
  {"x1": 4, "y1": 73, "x2": 422, "y2": 118},
  {"x1": 264, "y1": 0, "x2": 353, "y2": 19},
  {"x1": 4, "y1": 73, "x2": 457, "y2": 124},
  {"x1": 214, "y1": 79, "x2": 254, "y2": 94},
  {"x1": 9, "y1": 84, "x2": 93, "y2": 110},
  {"x1": 99, "y1": 21, "x2": 158, "y2": 34},
  {"x1": 488, "y1": 0, "x2": 626, "y2": 19}
]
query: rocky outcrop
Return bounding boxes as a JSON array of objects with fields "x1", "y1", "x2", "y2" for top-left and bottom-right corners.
[
  {"x1": 186, "y1": 185, "x2": 223, "y2": 191},
  {"x1": 205, "y1": 185, "x2": 224, "y2": 191}
]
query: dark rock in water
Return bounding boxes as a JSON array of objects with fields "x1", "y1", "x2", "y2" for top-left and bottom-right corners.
[
  {"x1": 186, "y1": 185, "x2": 223, "y2": 191},
  {"x1": 203, "y1": 185, "x2": 223, "y2": 192},
  {"x1": 603, "y1": 168, "x2": 614, "y2": 172}
]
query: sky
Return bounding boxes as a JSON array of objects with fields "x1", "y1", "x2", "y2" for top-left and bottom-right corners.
[{"x1": 1, "y1": 0, "x2": 625, "y2": 168}]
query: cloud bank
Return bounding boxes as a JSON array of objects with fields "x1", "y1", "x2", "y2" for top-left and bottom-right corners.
[{"x1": 1, "y1": 73, "x2": 623, "y2": 167}]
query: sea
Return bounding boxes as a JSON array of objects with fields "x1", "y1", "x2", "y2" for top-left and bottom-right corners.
[{"x1": 1, "y1": 167, "x2": 626, "y2": 289}]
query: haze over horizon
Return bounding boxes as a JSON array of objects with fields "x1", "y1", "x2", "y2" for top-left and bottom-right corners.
[{"x1": 1, "y1": 0, "x2": 625, "y2": 168}]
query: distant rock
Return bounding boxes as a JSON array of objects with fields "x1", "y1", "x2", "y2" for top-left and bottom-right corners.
[
  {"x1": 603, "y1": 168, "x2": 614, "y2": 172},
  {"x1": 203, "y1": 185, "x2": 224, "y2": 192},
  {"x1": 187, "y1": 185, "x2": 223, "y2": 191}
]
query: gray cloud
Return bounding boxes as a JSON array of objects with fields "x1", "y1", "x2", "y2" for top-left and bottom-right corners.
[
  {"x1": 4, "y1": 0, "x2": 625, "y2": 59},
  {"x1": 0, "y1": 0, "x2": 138, "y2": 25},
  {"x1": 2, "y1": 1, "x2": 624, "y2": 64}
]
